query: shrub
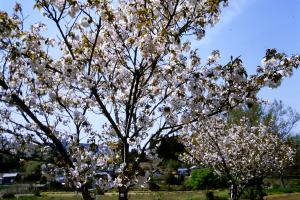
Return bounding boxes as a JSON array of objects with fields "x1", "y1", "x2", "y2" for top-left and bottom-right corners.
[
  {"x1": 39, "y1": 176, "x2": 47, "y2": 184},
  {"x1": 267, "y1": 186, "x2": 300, "y2": 194},
  {"x1": 184, "y1": 169, "x2": 223, "y2": 190},
  {"x1": 94, "y1": 186, "x2": 105, "y2": 195},
  {"x1": 242, "y1": 187, "x2": 267, "y2": 200},
  {"x1": 166, "y1": 173, "x2": 178, "y2": 185},
  {"x1": 2, "y1": 193, "x2": 15, "y2": 199},
  {"x1": 48, "y1": 181, "x2": 64, "y2": 191},
  {"x1": 148, "y1": 179, "x2": 160, "y2": 191},
  {"x1": 206, "y1": 191, "x2": 215, "y2": 200},
  {"x1": 22, "y1": 161, "x2": 42, "y2": 182},
  {"x1": 205, "y1": 190, "x2": 228, "y2": 200},
  {"x1": 34, "y1": 190, "x2": 41, "y2": 197}
]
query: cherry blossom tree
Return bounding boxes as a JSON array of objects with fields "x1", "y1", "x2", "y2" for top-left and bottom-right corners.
[
  {"x1": 0, "y1": 0, "x2": 299, "y2": 199},
  {"x1": 182, "y1": 116, "x2": 295, "y2": 200}
]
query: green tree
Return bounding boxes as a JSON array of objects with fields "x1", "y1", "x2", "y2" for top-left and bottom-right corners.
[
  {"x1": 184, "y1": 169, "x2": 222, "y2": 190},
  {"x1": 267, "y1": 100, "x2": 300, "y2": 138},
  {"x1": 228, "y1": 101, "x2": 300, "y2": 137},
  {"x1": 153, "y1": 136, "x2": 186, "y2": 161},
  {"x1": 0, "y1": 153, "x2": 20, "y2": 173},
  {"x1": 0, "y1": 136, "x2": 21, "y2": 172},
  {"x1": 22, "y1": 161, "x2": 43, "y2": 182},
  {"x1": 151, "y1": 136, "x2": 186, "y2": 187}
]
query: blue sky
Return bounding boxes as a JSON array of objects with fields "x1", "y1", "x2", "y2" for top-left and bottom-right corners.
[
  {"x1": 1, "y1": 0, "x2": 300, "y2": 128},
  {"x1": 196, "y1": 0, "x2": 300, "y2": 115}
]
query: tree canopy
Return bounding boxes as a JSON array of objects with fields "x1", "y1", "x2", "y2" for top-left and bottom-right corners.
[{"x1": 182, "y1": 104, "x2": 297, "y2": 200}]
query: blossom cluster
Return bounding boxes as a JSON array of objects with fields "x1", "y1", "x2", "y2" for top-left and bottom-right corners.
[{"x1": 182, "y1": 116, "x2": 295, "y2": 196}]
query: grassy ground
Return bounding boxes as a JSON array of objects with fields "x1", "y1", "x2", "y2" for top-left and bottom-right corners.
[
  {"x1": 8, "y1": 191, "x2": 300, "y2": 200},
  {"x1": 264, "y1": 193, "x2": 300, "y2": 200},
  {"x1": 2, "y1": 183, "x2": 300, "y2": 200},
  {"x1": 266, "y1": 187, "x2": 300, "y2": 195},
  {"x1": 7, "y1": 190, "x2": 228, "y2": 200}
]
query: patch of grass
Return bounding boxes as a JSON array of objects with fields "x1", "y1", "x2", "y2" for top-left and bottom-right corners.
[
  {"x1": 267, "y1": 187, "x2": 300, "y2": 195},
  {"x1": 8, "y1": 190, "x2": 300, "y2": 200},
  {"x1": 16, "y1": 194, "x2": 82, "y2": 200},
  {"x1": 0, "y1": 185, "x2": 8, "y2": 190},
  {"x1": 9, "y1": 191, "x2": 228, "y2": 200},
  {"x1": 2, "y1": 192, "x2": 15, "y2": 199},
  {"x1": 265, "y1": 193, "x2": 300, "y2": 200},
  {"x1": 158, "y1": 184, "x2": 185, "y2": 191},
  {"x1": 12, "y1": 197, "x2": 38, "y2": 200}
]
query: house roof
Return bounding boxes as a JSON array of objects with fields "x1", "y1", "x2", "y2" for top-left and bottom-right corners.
[{"x1": 2, "y1": 173, "x2": 19, "y2": 178}]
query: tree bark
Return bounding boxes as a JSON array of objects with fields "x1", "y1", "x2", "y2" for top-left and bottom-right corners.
[
  {"x1": 256, "y1": 179, "x2": 264, "y2": 200},
  {"x1": 118, "y1": 141, "x2": 130, "y2": 200},
  {"x1": 230, "y1": 184, "x2": 239, "y2": 200},
  {"x1": 280, "y1": 173, "x2": 286, "y2": 188},
  {"x1": 118, "y1": 187, "x2": 128, "y2": 200},
  {"x1": 81, "y1": 184, "x2": 94, "y2": 200}
]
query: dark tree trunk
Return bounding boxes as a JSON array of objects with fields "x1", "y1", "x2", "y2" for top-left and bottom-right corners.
[
  {"x1": 230, "y1": 184, "x2": 240, "y2": 200},
  {"x1": 249, "y1": 187, "x2": 255, "y2": 200},
  {"x1": 118, "y1": 187, "x2": 128, "y2": 200},
  {"x1": 280, "y1": 173, "x2": 286, "y2": 188},
  {"x1": 81, "y1": 184, "x2": 94, "y2": 200},
  {"x1": 118, "y1": 141, "x2": 130, "y2": 200},
  {"x1": 256, "y1": 179, "x2": 265, "y2": 200}
]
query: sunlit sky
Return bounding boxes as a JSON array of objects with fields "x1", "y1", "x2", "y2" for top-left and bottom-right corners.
[
  {"x1": 1, "y1": 0, "x2": 300, "y2": 131},
  {"x1": 196, "y1": 0, "x2": 300, "y2": 117}
]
